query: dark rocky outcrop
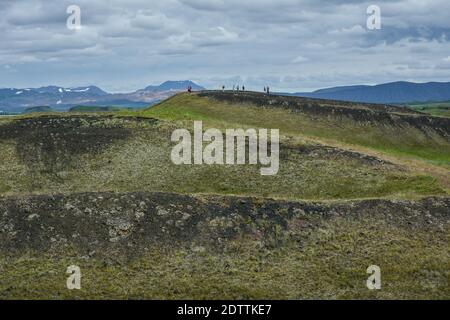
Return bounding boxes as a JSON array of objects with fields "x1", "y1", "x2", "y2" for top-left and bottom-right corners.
[{"x1": 1, "y1": 192, "x2": 448, "y2": 257}]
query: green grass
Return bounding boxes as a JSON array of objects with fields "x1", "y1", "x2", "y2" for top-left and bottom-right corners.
[
  {"x1": 408, "y1": 102, "x2": 450, "y2": 118},
  {"x1": 1, "y1": 215, "x2": 448, "y2": 299},
  {"x1": 123, "y1": 94, "x2": 450, "y2": 166},
  {"x1": 24, "y1": 106, "x2": 54, "y2": 114},
  {"x1": 1, "y1": 94, "x2": 449, "y2": 300},
  {"x1": 69, "y1": 105, "x2": 129, "y2": 112},
  {"x1": 0, "y1": 117, "x2": 445, "y2": 200}
]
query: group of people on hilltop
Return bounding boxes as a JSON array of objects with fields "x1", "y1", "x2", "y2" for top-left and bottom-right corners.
[
  {"x1": 219, "y1": 85, "x2": 270, "y2": 95},
  {"x1": 188, "y1": 84, "x2": 271, "y2": 95},
  {"x1": 232, "y1": 85, "x2": 245, "y2": 92}
]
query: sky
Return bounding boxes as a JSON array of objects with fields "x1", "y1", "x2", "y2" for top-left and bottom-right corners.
[{"x1": 1, "y1": 0, "x2": 450, "y2": 92}]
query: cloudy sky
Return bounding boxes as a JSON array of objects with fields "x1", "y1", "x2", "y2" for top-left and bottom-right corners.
[{"x1": 1, "y1": 0, "x2": 450, "y2": 92}]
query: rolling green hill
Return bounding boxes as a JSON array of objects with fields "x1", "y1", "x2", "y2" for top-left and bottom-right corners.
[
  {"x1": 69, "y1": 105, "x2": 129, "y2": 112},
  {"x1": 408, "y1": 101, "x2": 450, "y2": 118},
  {"x1": 0, "y1": 91, "x2": 449, "y2": 299},
  {"x1": 24, "y1": 106, "x2": 54, "y2": 113},
  {"x1": 136, "y1": 92, "x2": 450, "y2": 165}
]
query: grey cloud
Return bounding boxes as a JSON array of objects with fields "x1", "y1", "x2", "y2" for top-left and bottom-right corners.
[{"x1": 0, "y1": 0, "x2": 449, "y2": 92}]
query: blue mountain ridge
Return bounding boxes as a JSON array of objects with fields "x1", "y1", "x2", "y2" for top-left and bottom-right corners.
[{"x1": 294, "y1": 81, "x2": 450, "y2": 104}]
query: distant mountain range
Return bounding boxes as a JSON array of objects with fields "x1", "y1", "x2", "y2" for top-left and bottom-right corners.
[
  {"x1": 143, "y1": 80, "x2": 204, "y2": 92},
  {"x1": 3, "y1": 80, "x2": 450, "y2": 113},
  {"x1": 0, "y1": 80, "x2": 204, "y2": 113},
  {"x1": 294, "y1": 81, "x2": 450, "y2": 104}
]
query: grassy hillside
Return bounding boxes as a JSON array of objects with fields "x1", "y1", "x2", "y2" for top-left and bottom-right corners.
[
  {"x1": 0, "y1": 91, "x2": 449, "y2": 299},
  {"x1": 1, "y1": 193, "x2": 448, "y2": 299},
  {"x1": 69, "y1": 105, "x2": 128, "y2": 112},
  {"x1": 0, "y1": 114, "x2": 446, "y2": 200},
  {"x1": 24, "y1": 106, "x2": 54, "y2": 114},
  {"x1": 131, "y1": 92, "x2": 450, "y2": 166},
  {"x1": 408, "y1": 101, "x2": 450, "y2": 118}
]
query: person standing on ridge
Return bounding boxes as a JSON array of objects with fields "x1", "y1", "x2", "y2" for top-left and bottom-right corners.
[
  {"x1": 242, "y1": 85, "x2": 245, "y2": 91},
  {"x1": 266, "y1": 86, "x2": 270, "y2": 95},
  {"x1": 222, "y1": 85, "x2": 225, "y2": 92}
]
